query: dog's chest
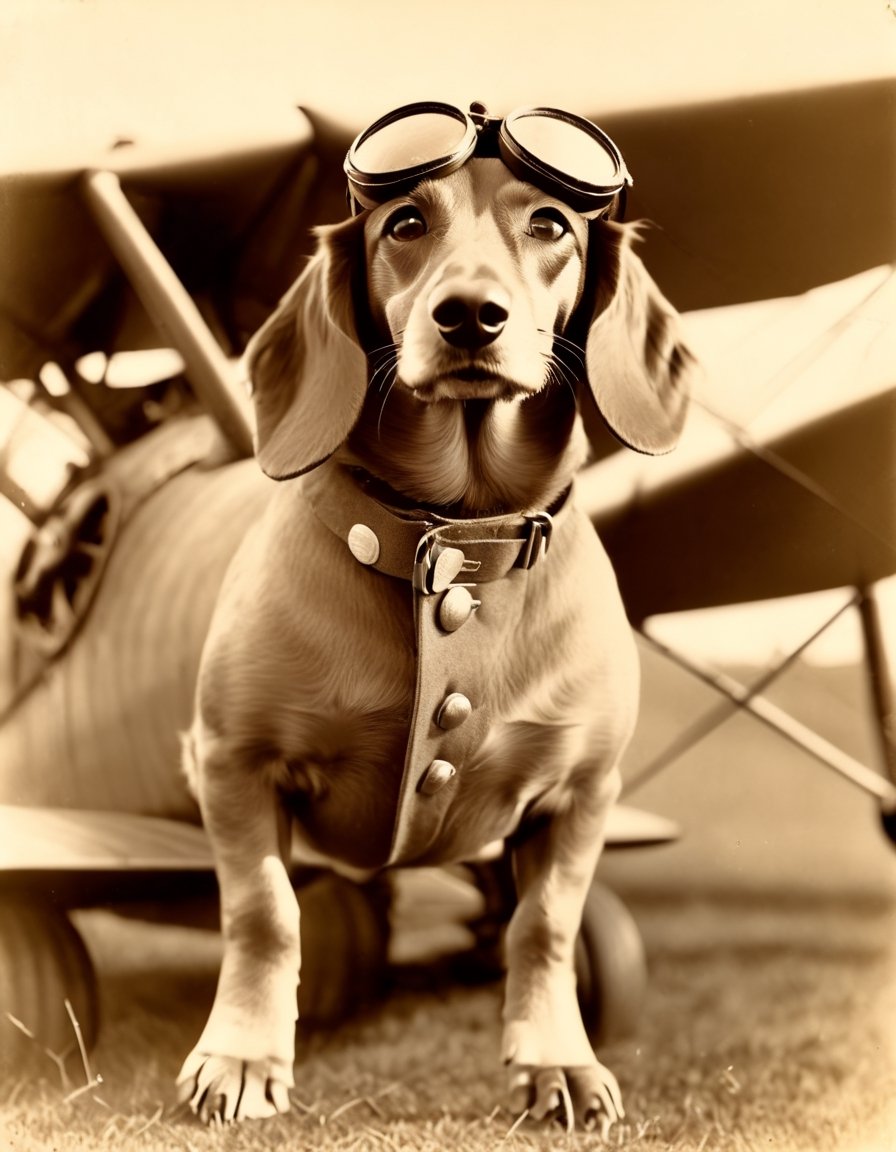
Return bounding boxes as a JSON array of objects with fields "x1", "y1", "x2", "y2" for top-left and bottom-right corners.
[
  {"x1": 290, "y1": 564, "x2": 584, "y2": 873},
  {"x1": 279, "y1": 476, "x2": 607, "y2": 874},
  {"x1": 387, "y1": 562, "x2": 540, "y2": 867}
]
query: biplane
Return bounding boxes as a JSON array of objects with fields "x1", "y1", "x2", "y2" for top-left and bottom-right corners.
[{"x1": 0, "y1": 75, "x2": 893, "y2": 1068}]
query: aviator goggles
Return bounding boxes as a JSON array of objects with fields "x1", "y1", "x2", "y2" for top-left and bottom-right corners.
[{"x1": 344, "y1": 101, "x2": 632, "y2": 219}]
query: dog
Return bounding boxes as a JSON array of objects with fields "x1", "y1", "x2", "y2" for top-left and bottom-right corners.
[{"x1": 176, "y1": 146, "x2": 693, "y2": 1132}]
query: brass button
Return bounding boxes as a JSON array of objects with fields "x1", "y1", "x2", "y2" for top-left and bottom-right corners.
[
  {"x1": 347, "y1": 523, "x2": 380, "y2": 565},
  {"x1": 419, "y1": 759, "x2": 456, "y2": 795},
  {"x1": 436, "y1": 693, "x2": 473, "y2": 730},
  {"x1": 438, "y1": 585, "x2": 480, "y2": 632}
]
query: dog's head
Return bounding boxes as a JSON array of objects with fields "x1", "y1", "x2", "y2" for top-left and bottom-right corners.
[{"x1": 247, "y1": 155, "x2": 695, "y2": 484}]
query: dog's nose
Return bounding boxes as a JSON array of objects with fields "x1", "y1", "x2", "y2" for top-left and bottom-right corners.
[{"x1": 430, "y1": 283, "x2": 510, "y2": 349}]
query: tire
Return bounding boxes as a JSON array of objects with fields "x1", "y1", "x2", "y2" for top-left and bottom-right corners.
[
  {"x1": 0, "y1": 896, "x2": 99, "y2": 1071},
  {"x1": 295, "y1": 873, "x2": 390, "y2": 1027},
  {"x1": 575, "y1": 882, "x2": 647, "y2": 1047}
]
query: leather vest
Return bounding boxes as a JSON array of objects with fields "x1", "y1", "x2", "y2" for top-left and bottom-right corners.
[{"x1": 303, "y1": 460, "x2": 571, "y2": 866}]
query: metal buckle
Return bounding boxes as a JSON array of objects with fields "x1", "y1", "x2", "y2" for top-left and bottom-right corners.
[
  {"x1": 413, "y1": 532, "x2": 480, "y2": 594},
  {"x1": 413, "y1": 531, "x2": 437, "y2": 594},
  {"x1": 519, "y1": 512, "x2": 553, "y2": 570}
]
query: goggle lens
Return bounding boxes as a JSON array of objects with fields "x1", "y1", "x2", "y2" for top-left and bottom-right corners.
[
  {"x1": 504, "y1": 110, "x2": 622, "y2": 188},
  {"x1": 351, "y1": 109, "x2": 470, "y2": 175},
  {"x1": 345, "y1": 102, "x2": 630, "y2": 218}
]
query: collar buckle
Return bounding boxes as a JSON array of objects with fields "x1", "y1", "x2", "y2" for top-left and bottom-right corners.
[
  {"x1": 518, "y1": 512, "x2": 553, "y2": 570},
  {"x1": 414, "y1": 532, "x2": 481, "y2": 595}
]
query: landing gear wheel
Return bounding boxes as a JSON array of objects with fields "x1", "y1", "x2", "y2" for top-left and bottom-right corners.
[
  {"x1": 295, "y1": 872, "x2": 390, "y2": 1026},
  {"x1": 575, "y1": 882, "x2": 647, "y2": 1047},
  {"x1": 0, "y1": 896, "x2": 98, "y2": 1071}
]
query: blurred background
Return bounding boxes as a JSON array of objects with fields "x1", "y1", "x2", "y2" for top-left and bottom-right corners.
[
  {"x1": 2, "y1": 0, "x2": 894, "y2": 889},
  {"x1": 1, "y1": 0, "x2": 892, "y2": 157},
  {"x1": 1, "y1": 2, "x2": 895, "y2": 1148}
]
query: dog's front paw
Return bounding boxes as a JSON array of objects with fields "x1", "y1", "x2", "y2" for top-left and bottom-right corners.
[
  {"x1": 503, "y1": 1015, "x2": 622, "y2": 1134},
  {"x1": 508, "y1": 1060, "x2": 624, "y2": 1135},
  {"x1": 176, "y1": 1049, "x2": 294, "y2": 1124}
]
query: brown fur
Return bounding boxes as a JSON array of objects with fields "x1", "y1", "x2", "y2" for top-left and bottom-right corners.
[{"x1": 176, "y1": 157, "x2": 695, "y2": 1130}]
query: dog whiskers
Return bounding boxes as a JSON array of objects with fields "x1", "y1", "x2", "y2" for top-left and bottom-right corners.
[
  {"x1": 370, "y1": 359, "x2": 399, "y2": 394},
  {"x1": 366, "y1": 339, "x2": 402, "y2": 439},
  {"x1": 549, "y1": 331, "x2": 587, "y2": 367},
  {"x1": 376, "y1": 377, "x2": 397, "y2": 441},
  {"x1": 366, "y1": 330, "x2": 404, "y2": 357},
  {"x1": 540, "y1": 351, "x2": 578, "y2": 404},
  {"x1": 549, "y1": 352, "x2": 579, "y2": 390},
  {"x1": 369, "y1": 348, "x2": 400, "y2": 394}
]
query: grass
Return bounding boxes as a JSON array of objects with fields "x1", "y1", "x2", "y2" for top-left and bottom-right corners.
[{"x1": 1, "y1": 888, "x2": 894, "y2": 1152}]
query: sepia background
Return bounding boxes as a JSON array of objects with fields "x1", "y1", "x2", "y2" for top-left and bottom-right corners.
[{"x1": 1, "y1": 1, "x2": 895, "y2": 1150}]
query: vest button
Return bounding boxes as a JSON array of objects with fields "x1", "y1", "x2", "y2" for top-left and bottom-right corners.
[
  {"x1": 347, "y1": 523, "x2": 380, "y2": 565},
  {"x1": 436, "y1": 692, "x2": 473, "y2": 730},
  {"x1": 419, "y1": 759, "x2": 456, "y2": 795},
  {"x1": 438, "y1": 585, "x2": 480, "y2": 632}
]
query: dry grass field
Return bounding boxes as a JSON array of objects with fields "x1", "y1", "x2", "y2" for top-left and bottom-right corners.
[
  {"x1": 3, "y1": 654, "x2": 895, "y2": 1152},
  {"x1": 1, "y1": 887, "x2": 894, "y2": 1152}
]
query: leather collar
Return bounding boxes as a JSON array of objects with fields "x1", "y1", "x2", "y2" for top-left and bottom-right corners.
[{"x1": 303, "y1": 459, "x2": 571, "y2": 589}]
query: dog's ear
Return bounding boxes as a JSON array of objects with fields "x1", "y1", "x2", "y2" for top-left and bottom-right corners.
[
  {"x1": 246, "y1": 215, "x2": 368, "y2": 479},
  {"x1": 581, "y1": 222, "x2": 694, "y2": 455}
]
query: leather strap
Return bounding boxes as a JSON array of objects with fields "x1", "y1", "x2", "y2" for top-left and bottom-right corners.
[
  {"x1": 302, "y1": 459, "x2": 573, "y2": 866},
  {"x1": 303, "y1": 459, "x2": 570, "y2": 585},
  {"x1": 389, "y1": 564, "x2": 532, "y2": 864}
]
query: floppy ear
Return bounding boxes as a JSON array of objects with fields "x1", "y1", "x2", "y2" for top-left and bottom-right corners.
[
  {"x1": 582, "y1": 222, "x2": 694, "y2": 455},
  {"x1": 246, "y1": 214, "x2": 369, "y2": 479}
]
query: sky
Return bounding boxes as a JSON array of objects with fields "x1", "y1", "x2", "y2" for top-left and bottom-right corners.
[{"x1": 1, "y1": 0, "x2": 894, "y2": 164}]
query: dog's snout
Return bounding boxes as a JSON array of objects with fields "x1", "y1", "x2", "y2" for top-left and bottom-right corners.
[{"x1": 430, "y1": 282, "x2": 510, "y2": 350}]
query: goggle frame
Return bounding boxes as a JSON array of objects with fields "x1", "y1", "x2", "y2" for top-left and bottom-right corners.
[{"x1": 344, "y1": 101, "x2": 632, "y2": 219}]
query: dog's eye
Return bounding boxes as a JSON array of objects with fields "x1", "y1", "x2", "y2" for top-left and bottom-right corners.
[
  {"x1": 529, "y1": 209, "x2": 569, "y2": 242},
  {"x1": 386, "y1": 208, "x2": 427, "y2": 241}
]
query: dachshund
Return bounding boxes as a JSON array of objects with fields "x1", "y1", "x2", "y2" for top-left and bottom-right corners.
[{"x1": 176, "y1": 151, "x2": 694, "y2": 1133}]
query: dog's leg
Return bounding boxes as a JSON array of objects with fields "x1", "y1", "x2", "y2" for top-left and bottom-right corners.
[
  {"x1": 177, "y1": 738, "x2": 299, "y2": 1123},
  {"x1": 502, "y1": 763, "x2": 624, "y2": 1134}
]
